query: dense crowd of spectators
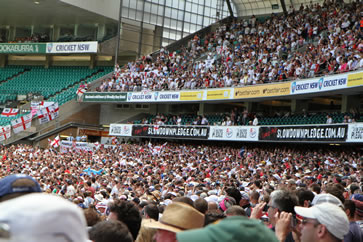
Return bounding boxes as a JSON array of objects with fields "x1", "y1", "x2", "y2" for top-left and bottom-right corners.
[
  {"x1": 97, "y1": 0, "x2": 362, "y2": 92},
  {"x1": 0, "y1": 142, "x2": 362, "y2": 241}
]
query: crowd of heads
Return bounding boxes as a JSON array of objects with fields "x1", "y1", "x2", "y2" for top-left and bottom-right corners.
[
  {"x1": 0, "y1": 141, "x2": 361, "y2": 241},
  {"x1": 97, "y1": 0, "x2": 362, "y2": 93}
]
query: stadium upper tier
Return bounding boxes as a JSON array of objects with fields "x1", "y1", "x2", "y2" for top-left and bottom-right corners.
[{"x1": 98, "y1": 2, "x2": 362, "y2": 92}]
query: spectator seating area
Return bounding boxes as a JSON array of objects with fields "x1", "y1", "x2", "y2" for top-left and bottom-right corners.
[
  {"x1": 100, "y1": 1, "x2": 362, "y2": 92},
  {"x1": 0, "y1": 66, "x2": 113, "y2": 126},
  {"x1": 0, "y1": 66, "x2": 113, "y2": 104}
]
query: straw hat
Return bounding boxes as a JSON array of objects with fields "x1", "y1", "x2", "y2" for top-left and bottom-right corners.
[{"x1": 144, "y1": 202, "x2": 204, "y2": 233}]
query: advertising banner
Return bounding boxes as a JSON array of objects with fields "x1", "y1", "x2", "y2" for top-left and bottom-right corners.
[
  {"x1": 132, "y1": 125, "x2": 209, "y2": 139},
  {"x1": 290, "y1": 74, "x2": 347, "y2": 95},
  {"x1": 206, "y1": 89, "x2": 232, "y2": 100},
  {"x1": 346, "y1": 123, "x2": 363, "y2": 142},
  {"x1": 0, "y1": 43, "x2": 46, "y2": 54},
  {"x1": 60, "y1": 141, "x2": 93, "y2": 153},
  {"x1": 180, "y1": 91, "x2": 204, "y2": 101},
  {"x1": 234, "y1": 83, "x2": 290, "y2": 99},
  {"x1": 259, "y1": 124, "x2": 347, "y2": 141},
  {"x1": 109, "y1": 124, "x2": 133, "y2": 136},
  {"x1": 83, "y1": 92, "x2": 127, "y2": 102},
  {"x1": 208, "y1": 126, "x2": 259, "y2": 141},
  {"x1": 154, "y1": 91, "x2": 180, "y2": 102},
  {"x1": 347, "y1": 72, "x2": 363, "y2": 87},
  {"x1": 46, "y1": 41, "x2": 98, "y2": 54}
]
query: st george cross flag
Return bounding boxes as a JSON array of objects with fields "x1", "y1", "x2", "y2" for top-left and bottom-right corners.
[
  {"x1": 0, "y1": 125, "x2": 11, "y2": 141},
  {"x1": 76, "y1": 88, "x2": 86, "y2": 96},
  {"x1": 50, "y1": 135, "x2": 60, "y2": 148},
  {"x1": 11, "y1": 114, "x2": 32, "y2": 134},
  {"x1": 37, "y1": 102, "x2": 59, "y2": 124},
  {"x1": 1, "y1": 108, "x2": 19, "y2": 117}
]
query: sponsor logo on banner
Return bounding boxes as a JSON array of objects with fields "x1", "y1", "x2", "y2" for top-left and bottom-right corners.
[
  {"x1": 127, "y1": 92, "x2": 153, "y2": 102},
  {"x1": 209, "y1": 126, "x2": 259, "y2": 141},
  {"x1": 206, "y1": 89, "x2": 232, "y2": 100},
  {"x1": 180, "y1": 91, "x2": 204, "y2": 101},
  {"x1": 0, "y1": 43, "x2": 46, "y2": 54},
  {"x1": 109, "y1": 124, "x2": 132, "y2": 136},
  {"x1": 156, "y1": 92, "x2": 180, "y2": 101},
  {"x1": 132, "y1": 125, "x2": 209, "y2": 139},
  {"x1": 259, "y1": 125, "x2": 347, "y2": 141},
  {"x1": 234, "y1": 83, "x2": 289, "y2": 99},
  {"x1": 347, "y1": 72, "x2": 363, "y2": 87},
  {"x1": 46, "y1": 41, "x2": 98, "y2": 53},
  {"x1": 60, "y1": 141, "x2": 92, "y2": 153},
  {"x1": 83, "y1": 92, "x2": 127, "y2": 102},
  {"x1": 290, "y1": 74, "x2": 347, "y2": 94},
  {"x1": 346, "y1": 123, "x2": 363, "y2": 142}
]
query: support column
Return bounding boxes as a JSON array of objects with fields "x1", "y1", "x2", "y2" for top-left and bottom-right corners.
[
  {"x1": 8, "y1": 27, "x2": 16, "y2": 42},
  {"x1": 341, "y1": 95, "x2": 360, "y2": 113},
  {"x1": 74, "y1": 24, "x2": 79, "y2": 38},
  {"x1": 45, "y1": 55, "x2": 52, "y2": 69},
  {"x1": 0, "y1": 55, "x2": 7, "y2": 68},
  {"x1": 138, "y1": 0, "x2": 146, "y2": 58},
  {"x1": 96, "y1": 24, "x2": 106, "y2": 41},
  {"x1": 90, "y1": 54, "x2": 96, "y2": 69},
  {"x1": 52, "y1": 25, "x2": 60, "y2": 42},
  {"x1": 198, "y1": 103, "x2": 205, "y2": 116},
  {"x1": 291, "y1": 99, "x2": 309, "y2": 114}
]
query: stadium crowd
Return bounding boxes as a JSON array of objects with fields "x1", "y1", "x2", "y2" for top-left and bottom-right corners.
[
  {"x1": 0, "y1": 141, "x2": 362, "y2": 241},
  {"x1": 97, "y1": 1, "x2": 363, "y2": 92},
  {"x1": 132, "y1": 109, "x2": 361, "y2": 126}
]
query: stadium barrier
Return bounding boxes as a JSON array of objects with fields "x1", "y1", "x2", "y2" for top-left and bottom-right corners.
[
  {"x1": 109, "y1": 123, "x2": 363, "y2": 143},
  {"x1": 82, "y1": 70, "x2": 363, "y2": 103}
]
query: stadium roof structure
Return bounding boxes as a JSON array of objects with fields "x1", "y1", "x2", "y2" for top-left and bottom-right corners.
[
  {"x1": 232, "y1": 0, "x2": 314, "y2": 16},
  {"x1": 0, "y1": 0, "x2": 116, "y2": 26}
]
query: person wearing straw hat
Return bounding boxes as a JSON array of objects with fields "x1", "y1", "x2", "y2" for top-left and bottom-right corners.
[{"x1": 144, "y1": 202, "x2": 204, "y2": 242}]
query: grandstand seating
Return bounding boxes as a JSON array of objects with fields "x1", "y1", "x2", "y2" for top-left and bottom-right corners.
[
  {"x1": 0, "y1": 66, "x2": 113, "y2": 104},
  {"x1": 0, "y1": 66, "x2": 113, "y2": 126}
]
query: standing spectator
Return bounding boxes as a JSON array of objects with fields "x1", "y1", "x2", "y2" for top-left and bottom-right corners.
[
  {"x1": 108, "y1": 200, "x2": 142, "y2": 240},
  {"x1": 253, "y1": 115, "x2": 259, "y2": 126},
  {"x1": 343, "y1": 200, "x2": 363, "y2": 242}
]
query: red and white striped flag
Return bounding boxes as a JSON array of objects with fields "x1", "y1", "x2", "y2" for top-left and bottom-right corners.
[
  {"x1": 1, "y1": 108, "x2": 19, "y2": 117},
  {"x1": 50, "y1": 135, "x2": 60, "y2": 148},
  {"x1": 11, "y1": 114, "x2": 32, "y2": 134},
  {"x1": 0, "y1": 125, "x2": 11, "y2": 141}
]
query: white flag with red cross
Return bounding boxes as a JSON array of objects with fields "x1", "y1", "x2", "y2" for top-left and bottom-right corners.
[
  {"x1": 0, "y1": 125, "x2": 11, "y2": 141},
  {"x1": 1, "y1": 108, "x2": 19, "y2": 117},
  {"x1": 50, "y1": 135, "x2": 60, "y2": 148},
  {"x1": 11, "y1": 114, "x2": 32, "y2": 134},
  {"x1": 37, "y1": 102, "x2": 59, "y2": 124},
  {"x1": 76, "y1": 88, "x2": 86, "y2": 96}
]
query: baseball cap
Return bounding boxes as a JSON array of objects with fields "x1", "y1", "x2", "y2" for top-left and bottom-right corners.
[
  {"x1": 0, "y1": 174, "x2": 41, "y2": 199},
  {"x1": 311, "y1": 193, "x2": 344, "y2": 208},
  {"x1": 0, "y1": 193, "x2": 90, "y2": 242},
  {"x1": 294, "y1": 203, "x2": 349, "y2": 240},
  {"x1": 177, "y1": 216, "x2": 278, "y2": 242}
]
